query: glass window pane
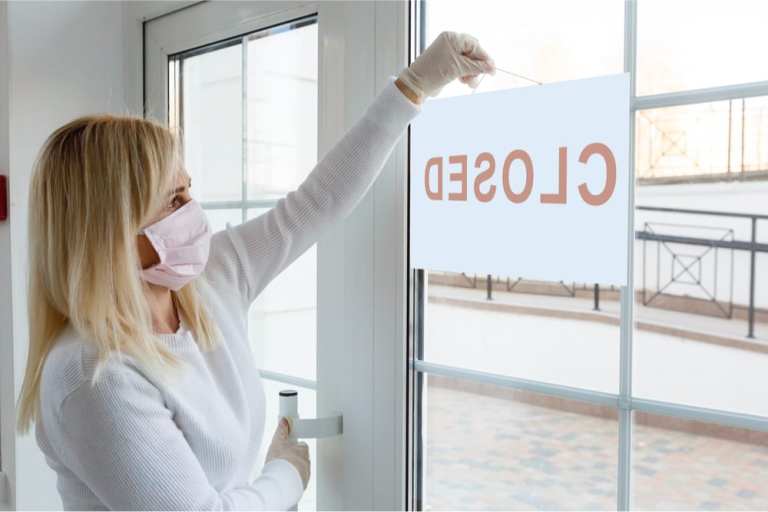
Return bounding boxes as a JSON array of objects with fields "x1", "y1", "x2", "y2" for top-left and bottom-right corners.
[
  {"x1": 247, "y1": 209, "x2": 317, "y2": 381},
  {"x1": 636, "y1": 98, "x2": 768, "y2": 181},
  {"x1": 423, "y1": 375, "x2": 618, "y2": 510},
  {"x1": 632, "y1": 412, "x2": 768, "y2": 510},
  {"x1": 424, "y1": 0, "x2": 623, "y2": 97},
  {"x1": 743, "y1": 97, "x2": 768, "y2": 173},
  {"x1": 181, "y1": 44, "x2": 243, "y2": 202},
  {"x1": 247, "y1": 22, "x2": 317, "y2": 199},
  {"x1": 244, "y1": 20, "x2": 318, "y2": 383},
  {"x1": 205, "y1": 208, "x2": 243, "y2": 233},
  {"x1": 634, "y1": 129, "x2": 768, "y2": 416},
  {"x1": 259, "y1": 379, "x2": 316, "y2": 511},
  {"x1": 247, "y1": 207, "x2": 269, "y2": 221},
  {"x1": 424, "y1": 273, "x2": 620, "y2": 393},
  {"x1": 418, "y1": 1, "x2": 624, "y2": 394},
  {"x1": 637, "y1": 0, "x2": 768, "y2": 95}
]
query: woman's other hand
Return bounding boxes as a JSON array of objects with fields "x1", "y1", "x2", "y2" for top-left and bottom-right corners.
[
  {"x1": 397, "y1": 31, "x2": 496, "y2": 103},
  {"x1": 266, "y1": 418, "x2": 311, "y2": 489}
]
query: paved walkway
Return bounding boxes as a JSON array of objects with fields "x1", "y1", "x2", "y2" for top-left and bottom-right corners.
[
  {"x1": 425, "y1": 384, "x2": 768, "y2": 511},
  {"x1": 429, "y1": 283, "x2": 766, "y2": 345}
]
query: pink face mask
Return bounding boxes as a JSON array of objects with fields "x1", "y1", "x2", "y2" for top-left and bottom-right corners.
[{"x1": 139, "y1": 199, "x2": 212, "y2": 291}]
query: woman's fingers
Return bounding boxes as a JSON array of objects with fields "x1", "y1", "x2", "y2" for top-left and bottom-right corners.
[
  {"x1": 397, "y1": 30, "x2": 495, "y2": 100},
  {"x1": 457, "y1": 33, "x2": 488, "y2": 60},
  {"x1": 456, "y1": 33, "x2": 496, "y2": 74},
  {"x1": 277, "y1": 417, "x2": 290, "y2": 439},
  {"x1": 266, "y1": 419, "x2": 311, "y2": 488},
  {"x1": 460, "y1": 74, "x2": 482, "y2": 88},
  {"x1": 459, "y1": 54, "x2": 495, "y2": 75},
  {"x1": 291, "y1": 441, "x2": 311, "y2": 488}
]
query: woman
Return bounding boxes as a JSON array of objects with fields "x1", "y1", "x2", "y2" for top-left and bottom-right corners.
[{"x1": 17, "y1": 32, "x2": 494, "y2": 510}]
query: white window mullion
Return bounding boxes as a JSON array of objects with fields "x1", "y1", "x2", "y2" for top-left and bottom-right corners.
[
  {"x1": 372, "y1": 3, "x2": 410, "y2": 509},
  {"x1": 259, "y1": 369, "x2": 317, "y2": 391},
  {"x1": 315, "y1": 2, "x2": 376, "y2": 509},
  {"x1": 634, "y1": 80, "x2": 768, "y2": 111},
  {"x1": 316, "y1": 1, "x2": 410, "y2": 509},
  {"x1": 241, "y1": 34, "x2": 248, "y2": 225},
  {"x1": 618, "y1": 0, "x2": 638, "y2": 510}
]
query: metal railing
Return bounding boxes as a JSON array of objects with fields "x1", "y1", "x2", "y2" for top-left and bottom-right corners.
[
  {"x1": 472, "y1": 206, "x2": 767, "y2": 339},
  {"x1": 637, "y1": 206, "x2": 768, "y2": 338}
]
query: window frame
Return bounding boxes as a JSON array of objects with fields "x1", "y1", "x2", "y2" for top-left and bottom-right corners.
[
  {"x1": 147, "y1": 3, "x2": 320, "y2": 377},
  {"x1": 406, "y1": 1, "x2": 768, "y2": 511},
  {"x1": 166, "y1": 15, "x2": 318, "y2": 227}
]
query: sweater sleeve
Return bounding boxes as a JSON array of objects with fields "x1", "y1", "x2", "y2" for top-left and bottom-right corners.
[
  {"x1": 205, "y1": 76, "x2": 421, "y2": 304},
  {"x1": 52, "y1": 363, "x2": 303, "y2": 511}
]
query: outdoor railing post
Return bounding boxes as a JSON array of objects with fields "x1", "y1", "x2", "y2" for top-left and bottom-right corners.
[
  {"x1": 594, "y1": 283, "x2": 600, "y2": 311},
  {"x1": 486, "y1": 274, "x2": 492, "y2": 301},
  {"x1": 748, "y1": 217, "x2": 757, "y2": 338}
]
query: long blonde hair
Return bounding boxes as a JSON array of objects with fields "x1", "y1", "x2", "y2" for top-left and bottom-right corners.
[{"x1": 17, "y1": 115, "x2": 219, "y2": 432}]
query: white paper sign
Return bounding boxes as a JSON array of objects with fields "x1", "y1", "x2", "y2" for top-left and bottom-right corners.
[{"x1": 410, "y1": 73, "x2": 630, "y2": 285}]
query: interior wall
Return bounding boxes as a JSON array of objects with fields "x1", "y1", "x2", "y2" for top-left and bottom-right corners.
[
  {"x1": 0, "y1": 2, "x2": 216, "y2": 508},
  {"x1": 0, "y1": 2, "x2": 13, "y2": 508},
  {"x1": 2, "y1": 1, "x2": 127, "y2": 508}
]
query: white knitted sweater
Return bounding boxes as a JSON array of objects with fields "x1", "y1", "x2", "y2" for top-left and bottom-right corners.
[{"x1": 35, "y1": 77, "x2": 420, "y2": 510}]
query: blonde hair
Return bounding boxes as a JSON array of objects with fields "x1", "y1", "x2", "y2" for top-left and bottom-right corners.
[{"x1": 17, "y1": 115, "x2": 219, "y2": 432}]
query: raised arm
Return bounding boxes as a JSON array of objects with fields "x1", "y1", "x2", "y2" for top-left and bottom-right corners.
[
  {"x1": 205, "y1": 32, "x2": 495, "y2": 305},
  {"x1": 47, "y1": 364, "x2": 303, "y2": 510},
  {"x1": 206, "y1": 76, "x2": 421, "y2": 304}
]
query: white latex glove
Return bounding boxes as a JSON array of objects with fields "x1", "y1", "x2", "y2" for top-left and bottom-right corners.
[
  {"x1": 398, "y1": 31, "x2": 495, "y2": 101},
  {"x1": 266, "y1": 417, "x2": 311, "y2": 490}
]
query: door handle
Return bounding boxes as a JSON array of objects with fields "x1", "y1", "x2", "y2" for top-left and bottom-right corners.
[
  {"x1": 278, "y1": 390, "x2": 340, "y2": 511},
  {"x1": 278, "y1": 390, "x2": 343, "y2": 439}
]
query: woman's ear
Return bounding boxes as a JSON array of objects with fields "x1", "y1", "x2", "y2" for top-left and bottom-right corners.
[{"x1": 137, "y1": 234, "x2": 160, "y2": 269}]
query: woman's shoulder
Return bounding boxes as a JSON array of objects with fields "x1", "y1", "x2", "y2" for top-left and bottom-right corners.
[{"x1": 40, "y1": 325, "x2": 137, "y2": 415}]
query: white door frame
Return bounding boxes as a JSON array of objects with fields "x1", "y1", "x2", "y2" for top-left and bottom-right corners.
[
  {"x1": 144, "y1": 1, "x2": 410, "y2": 509},
  {"x1": 316, "y1": 2, "x2": 410, "y2": 509}
]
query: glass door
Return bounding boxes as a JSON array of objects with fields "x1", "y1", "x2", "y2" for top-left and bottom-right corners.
[{"x1": 145, "y1": 2, "x2": 412, "y2": 509}]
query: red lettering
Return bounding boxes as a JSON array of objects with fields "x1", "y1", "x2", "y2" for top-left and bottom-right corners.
[
  {"x1": 424, "y1": 156, "x2": 443, "y2": 200},
  {"x1": 578, "y1": 143, "x2": 616, "y2": 206},
  {"x1": 473, "y1": 152, "x2": 496, "y2": 203},
  {"x1": 502, "y1": 150, "x2": 534, "y2": 204},
  {"x1": 447, "y1": 154, "x2": 468, "y2": 201},
  {"x1": 540, "y1": 147, "x2": 567, "y2": 204}
]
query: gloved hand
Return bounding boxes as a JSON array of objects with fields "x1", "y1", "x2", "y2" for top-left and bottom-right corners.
[
  {"x1": 266, "y1": 417, "x2": 310, "y2": 489},
  {"x1": 398, "y1": 31, "x2": 495, "y2": 102}
]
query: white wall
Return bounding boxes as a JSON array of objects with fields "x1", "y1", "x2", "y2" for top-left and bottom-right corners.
[
  {"x1": 0, "y1": 2, "x2": 286, "y2": 509},
  {"x1": 1, "y1": 1, "x2": 128, "y2": 509}
]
